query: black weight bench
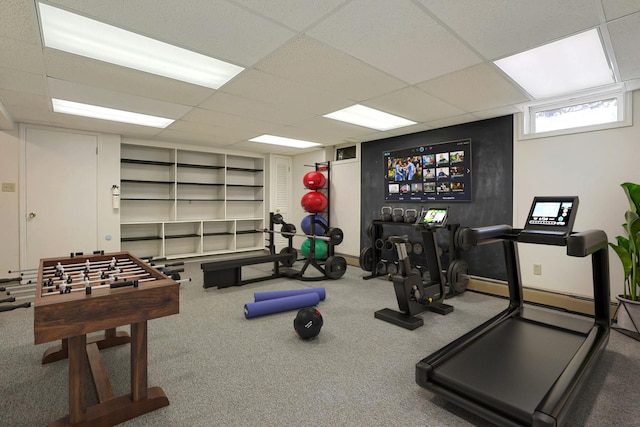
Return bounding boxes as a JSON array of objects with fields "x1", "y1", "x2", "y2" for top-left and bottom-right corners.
[{"x1": 201, "y1": 253, "x2": 295, "y2": 289}]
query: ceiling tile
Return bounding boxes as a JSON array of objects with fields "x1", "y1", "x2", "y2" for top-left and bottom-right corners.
[
  {"x1": 419, "y1": 0, "x2": 603, "y2": 59},
  {"x1": 473, "y1": 106, "x2": 520, "y2": 120},
  {"x1": 0, "y1": 0, "x2": 40, "y2": 43},
  {"x1": 602, "y1": 0, "x2": 640, "y2": 20},
  {"x1": 200, "y1": 91, "x2": 314, "y2": 125},
  {"x1": 229, "y1": 0, "x2": 348, "y2": 31},
  {"x1": 364, "y1": 86, "x2": 465, "y2": 123},
  {"x1": 417, "y1": 63, "x2": 529, "y2": 112},
  {"x1": 47, "y1": 78, "x2": 193, "y2": 119},
  {"x1": 43, "y1": 49, "x2": 215, "y2": 106},
  {"x1": 220, "y1": 69, "x2": 351, "y2": 115},
  {"x1": 426, "y1": 113, "x2": 479, "y2": 130},
  {"x1": 308, "y1": 0, "x2": 482, "y2": 84},
  {"x1": 0, "y1": 68, "x2": 47, "y2": 96},
  {"x1": 255, "y1": 35, "x2": 407, "y2": 101},
  {"x1": 229, "y1": 140, "x2": 317, "y2": 155},
  {"x1": 156, "y1": 128, "x2": 241, "y2": 148},
  {"x1": 47, "y1": 0, "x2": 295, "y2": 66},
  {"x1": 608, "y1": 12, "x2": 640, "y2": 80},
  {"x1": 180, "y1": 107, "x2": 281, "y2": 135},
  {"x1": 276, "y1": 115, "x2": 375, "y2": 145},
  {"x1": 0, "y1": 36, "x2": 45, "y2": 74}
]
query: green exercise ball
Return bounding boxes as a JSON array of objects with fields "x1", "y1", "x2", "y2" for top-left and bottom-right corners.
[{"x1": 301, "y1": 238, "x2": 328, "y2": 260}]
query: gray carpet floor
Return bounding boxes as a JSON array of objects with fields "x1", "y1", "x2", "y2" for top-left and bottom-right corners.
[{"x1": 1, "y1": 260, "x2": 639, "y2": 426}]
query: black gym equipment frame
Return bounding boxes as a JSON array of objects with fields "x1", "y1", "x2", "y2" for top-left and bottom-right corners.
[{"x1": 415, "y1": 225, "x2": 610, "y2": 427}]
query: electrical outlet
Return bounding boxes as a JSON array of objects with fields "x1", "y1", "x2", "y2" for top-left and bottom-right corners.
[
  {"x1": 2, "y1": 182, "x2": 16, "y2": 192},
  {"x1": 533, "y1": 264, "x2": 542, "y2": 275}
]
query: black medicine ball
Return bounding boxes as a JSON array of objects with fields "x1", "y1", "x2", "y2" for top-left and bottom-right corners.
[{"x1": 294, "y1": 307, "x2": 323, "y2": 339}]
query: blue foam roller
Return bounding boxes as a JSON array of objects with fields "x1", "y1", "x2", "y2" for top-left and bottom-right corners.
[
  {"x1": 244, "y1": 293, "x2": 320, "y2": 319},
  {"x1": 254, "y1": 288, "x2": 326, "y2": 302}
]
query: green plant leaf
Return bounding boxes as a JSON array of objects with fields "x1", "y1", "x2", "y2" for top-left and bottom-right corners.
[
  {"x1": 622, "y1": 182, "x2": 640, "y2": 213},
  {"x1": 616, "y1": 235, "x2": 630, "y2": 252},
  {"x1": 609, "y1": 242, "x2": 632, "y2": 278},
  {"x1": 624, "y1": 211, "x2": 640, "y2": 250}
]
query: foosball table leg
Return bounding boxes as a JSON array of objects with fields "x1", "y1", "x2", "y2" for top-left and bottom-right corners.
[{"x1": 42, "y1": 328, "x2": 131, "y2": 364}]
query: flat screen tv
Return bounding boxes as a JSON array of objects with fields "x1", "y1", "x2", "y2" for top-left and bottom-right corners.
[{"x1": 383, "y1": 139, "x2": 472, "y2": 202}]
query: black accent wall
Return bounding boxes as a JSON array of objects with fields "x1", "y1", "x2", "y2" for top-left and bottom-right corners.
[{"x1": 360, "y1": 115, "x2": 513, "y2": 280}]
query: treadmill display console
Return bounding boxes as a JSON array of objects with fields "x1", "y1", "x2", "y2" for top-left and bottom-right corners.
[
  {"x1": 523, "y1": 196, "x2": 579, "y2": 236},
  {"x1": 418, "y1": 208, "x2": 449, "y2": 226}
]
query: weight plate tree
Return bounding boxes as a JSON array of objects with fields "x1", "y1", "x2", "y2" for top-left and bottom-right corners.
[{"x1": 292, "y1": 162, "x2": 347, "y2": 281}]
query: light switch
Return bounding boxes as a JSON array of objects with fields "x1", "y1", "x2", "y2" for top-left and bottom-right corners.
[{"x1": 2, "y1": 182, "x2": 16, "y2": 192}]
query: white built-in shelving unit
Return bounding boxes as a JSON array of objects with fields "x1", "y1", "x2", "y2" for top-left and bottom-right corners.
[{"x1": 120, "y1": 144, "x2": 265, "y2": 259}]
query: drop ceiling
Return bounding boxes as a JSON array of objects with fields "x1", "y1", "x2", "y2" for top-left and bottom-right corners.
[{"x1": 1, "y1": 0, "x2": 639, "y2": 155}]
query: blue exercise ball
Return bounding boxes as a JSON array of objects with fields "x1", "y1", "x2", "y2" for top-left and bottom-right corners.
[{"x1": 301, "y1": 214, "x2": 327, "y2": 235}]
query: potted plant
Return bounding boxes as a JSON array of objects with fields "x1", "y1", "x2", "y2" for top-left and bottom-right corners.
[{"x1": 609, "y1": 182, "x2": 640, "y2": 337}]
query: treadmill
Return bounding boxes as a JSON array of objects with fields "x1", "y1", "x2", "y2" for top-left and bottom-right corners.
[{"x1": 415, "y1": 196, "x2": 610, "y2": 427}]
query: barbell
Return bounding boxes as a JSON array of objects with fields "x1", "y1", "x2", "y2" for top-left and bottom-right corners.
[{"x1": 257, "y1": 225, "x2": 343, "y2": 246}]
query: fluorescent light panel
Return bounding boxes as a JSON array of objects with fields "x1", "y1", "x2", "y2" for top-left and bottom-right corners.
[
  {"x1": 38, "y1": 3, "x2": 244, "y2": 89},
  {"x1": 249, "y1": 135, "x2": 321, "y2": 149},
  {"x1": 52, "y1": 99, "x2": 174, "y2": 128},
  {"x1": 323, "y1": 104, "x2": 416, "y2": 131},
  {"x1": 494, "y1": 29, "x2": 614, "y2": 99}
]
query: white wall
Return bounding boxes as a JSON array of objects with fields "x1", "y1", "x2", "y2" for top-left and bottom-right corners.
[
  {"x1": 0, "y1": 126, "x2": 120, "y2": 273},
  {"x1": 513, "y1": 89, "x2": 640, "y2": 299},
  {"x1": 329, "y1": 147, "x2": 361, "y2": 257},
  {"x1": 0, "y1": 129, "x2": 21, "y2": 274}
]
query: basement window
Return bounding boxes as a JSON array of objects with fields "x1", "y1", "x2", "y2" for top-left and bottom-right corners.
[{"x1": 522, "y1": 89, "x2": 630, "y2": 137}]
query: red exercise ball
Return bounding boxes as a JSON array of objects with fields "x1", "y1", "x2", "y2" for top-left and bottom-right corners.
[
  {"x1": 301, "y1": 191, "x2": 328, "y2": 213},
  {"x1": 303, "y1": 171, "x2": 326, "y2": 190}
]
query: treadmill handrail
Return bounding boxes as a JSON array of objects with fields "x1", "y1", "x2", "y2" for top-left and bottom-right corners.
[
  {"x1": 566, "y1": 230, "x2": 608, "y2": 257},
  {"x1": 460, "y1": 224, "x2": 512, "y2": 248}
]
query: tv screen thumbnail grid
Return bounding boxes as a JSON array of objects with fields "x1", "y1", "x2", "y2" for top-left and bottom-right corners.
[{"x1": 384, "y1": 139, "x2": 471, "y2": 202}]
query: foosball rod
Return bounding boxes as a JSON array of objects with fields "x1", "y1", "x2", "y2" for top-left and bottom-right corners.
[
  {"x1": 42, "y1": 258, "x2": 133, "y2": 271},
  {"x1": 41, "y1": 277, "x2": 155, "y2": 297},
  {"x1": 7, "y1": 267, "x2": 38, "y2": 274},
  {"x1": 40, "y1": 271, "x2": 151, "y2": 292},
  {"x1": 41, "y1": 257, "x2": 132, "y2": 272},
  {"x1": 0, "y1": 302, "x2": 32, "y2": 312},
  {"x1": 5, "y1": 283, "x2": 36, "y2": 294},
  {"x1": 40, "y1": 264, "x2": 142, "y2": 281},
  {"x1": 42, "y1": 264, "x2": 146, "y2": 281},
  {"x1": 1, "y1": 294, "x2": 34, "y2": 303}
]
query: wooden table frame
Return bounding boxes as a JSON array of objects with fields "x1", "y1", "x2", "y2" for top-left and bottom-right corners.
[{"x1": 34, "y1": 252, "x2": 179, "y2": 427}]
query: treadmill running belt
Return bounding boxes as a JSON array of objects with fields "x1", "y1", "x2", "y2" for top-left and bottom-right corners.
[{"x1": 430, "y1": 318, "x2": 585, "y2": 423}]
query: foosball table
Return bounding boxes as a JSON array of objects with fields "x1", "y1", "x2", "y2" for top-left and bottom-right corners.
[{"x1": 34, "y1": 251, "x2": 180, "y2": 426}]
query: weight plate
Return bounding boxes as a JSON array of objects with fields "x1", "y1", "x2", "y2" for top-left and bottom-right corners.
[
  {"x1": 279, "y1": 247, "x2": 298, "y2": 267},
  {"x1": 325, "y1": 227, "x2": 344, "y2": 245},
  {"x1": 368, "y1": 222, "x2": 376, "y2": 240},
  {"x1": 325, "y1": 256, "x2": 347, "y2": 279},
  {"x1": 412, "y1": 242, "x2": 423, "y2": 255},
  {"x1": 376, "y1": 260, "x2": 387, "y2": 275},
  {"x1": 387, "y1": 262, "x2": 398, "y2": 275},
  {"x1": 272, "y1": 213, "x2": 284, "y2": 225},
  {"x1": 384, "y1": 240, "x2": 394, "y2": 251},
  {"x1": 447, "y1": 259, "x2": 469, "y2": 294},
  {"x1": 281, "y1": 223, "x2": 297, "y2": 238},
  {"x1": 359, "y1": 247, "x2": 374, "y2": 272},
  {"x1": 405, "y1": 242, "x2": 413, "y2": 254},
  {"x1": 374, "y1": 238, "x2": 384, "y2": 250}
]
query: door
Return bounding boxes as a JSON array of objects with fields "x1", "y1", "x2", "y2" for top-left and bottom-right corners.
[
  {"x1": 271, "y1": 155, "x2": 292, "y2": 251},
  {"x1": 23, "y1": 127, "x2": 98, "y2": 268}
]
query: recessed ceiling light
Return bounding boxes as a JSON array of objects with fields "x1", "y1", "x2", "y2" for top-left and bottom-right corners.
[
  {"x1": 38, "y1": 2, "x2": 244, "y2": 89},
  {"x1": 249, "y1": 135, "x2": 322, "y2": 149},
  {"x1": 494, "y1": 29, "x2": 615, "y2": 99},
  {"x1": 323, "y1": 104, "x2": 417, "y2": 131},
  {"x1": 52, "y1": 99, "x2": 174, "y2": 128}
]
